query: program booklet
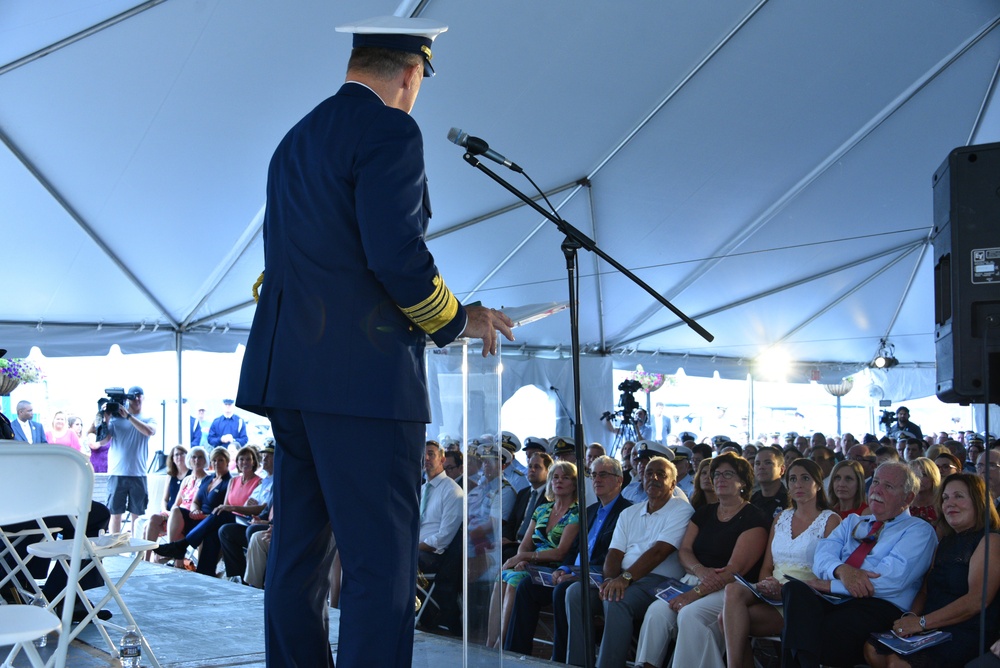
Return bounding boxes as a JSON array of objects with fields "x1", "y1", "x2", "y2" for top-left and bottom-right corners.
[
  {"x1": 872, "y1": 630, "x2": 952, "y2": 655},
  {"x1": 733, "y1": 573, "x2": 782, "y2": 606},
  {"x1": 653, "y1": 577, "x2": 693, "y2": 602},
  {"x1": 526, "y1": 565, "x2": 603, "y2": 587}
]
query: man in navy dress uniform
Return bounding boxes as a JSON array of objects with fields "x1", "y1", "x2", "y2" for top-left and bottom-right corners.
[{"x1": 235, "y1": 15, "x2": 514, "y2": 668}]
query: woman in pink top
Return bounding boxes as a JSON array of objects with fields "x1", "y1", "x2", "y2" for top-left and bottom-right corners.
[{"x1": 46, "y1": 411, "x2": 85, "y2": 454}]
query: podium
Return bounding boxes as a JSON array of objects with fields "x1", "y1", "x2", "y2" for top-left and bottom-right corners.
[{"x1": 425, "y1": 339, "x2": 508, "y2": 665}]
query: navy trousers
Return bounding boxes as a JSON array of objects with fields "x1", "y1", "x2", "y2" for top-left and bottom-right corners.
[{"x1": 266, "y1": 409, "x2": 422, "y2": 668}]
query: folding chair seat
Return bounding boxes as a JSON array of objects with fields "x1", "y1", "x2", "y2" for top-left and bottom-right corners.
[
  {"x1": 29, "y1": 533, "x2": 160, "y2": 667},
  {"x1": 0, "y1": 442, "x2": 93, "y2": 668}
]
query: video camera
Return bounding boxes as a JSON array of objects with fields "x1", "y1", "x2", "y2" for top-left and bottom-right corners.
[
  {"x1": 600, "y1": 379, "x2": 643, "y2": 425},
  {"x1": 878, "y1": 409, "x2": 897, "y2": 430},
  {"x1": 94, "y1": 387, "x2": 140, "y2": 440}
]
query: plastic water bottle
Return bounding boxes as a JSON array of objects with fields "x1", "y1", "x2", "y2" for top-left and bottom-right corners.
[
  {"x1": 30, "y1": 597, "x2": 48, "y2": 647},
  {"x1": 119, "y1": 625, "x2": 142, "y2": 667}
]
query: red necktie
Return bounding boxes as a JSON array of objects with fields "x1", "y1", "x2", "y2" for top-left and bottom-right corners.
[{"x1": 845, "y1": 520, "x2": 883, "y2": 568}]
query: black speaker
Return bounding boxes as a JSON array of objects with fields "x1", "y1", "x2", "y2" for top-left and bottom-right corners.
[{"x1": 932, "y1": 142, "x2": 1000, "y2": 405}]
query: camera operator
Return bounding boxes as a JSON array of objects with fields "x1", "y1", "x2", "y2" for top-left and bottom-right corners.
[
  {"x1": 97, "y1": 386, "x2": 157, "y2": 534},
  {"x1": 885, "y1": 405, "x2": 923, "y2": 441}
]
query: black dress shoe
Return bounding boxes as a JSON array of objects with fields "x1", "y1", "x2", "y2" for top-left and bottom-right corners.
[{"x1": 153, "y1": 541, "x2": 188, "y2": 559}]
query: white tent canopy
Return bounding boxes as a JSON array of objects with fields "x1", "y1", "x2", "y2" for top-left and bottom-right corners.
[{"x1": 4, "y1": 0, "x2": 1000, "y2": 394}]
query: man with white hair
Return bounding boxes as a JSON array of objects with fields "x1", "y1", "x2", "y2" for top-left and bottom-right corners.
[{"x1": 781, "y1": 461, "x2": 937, "y2": 667}]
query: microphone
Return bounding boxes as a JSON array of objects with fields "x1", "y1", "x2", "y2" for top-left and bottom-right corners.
[{"x1": 447, "y1": 128, "x2": 522, "y2": 173}]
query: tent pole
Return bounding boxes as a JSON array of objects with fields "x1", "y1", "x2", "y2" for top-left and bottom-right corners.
[{"x1": 176, "y1": 332, "x2": 184, "y2": 450}]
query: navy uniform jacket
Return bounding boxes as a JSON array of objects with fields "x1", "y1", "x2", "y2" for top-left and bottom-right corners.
[
  {"x1": 237, "y1": 83, "x2": 467, "y2": 422},
  {"x1": 207, "y1": 414, "x2": 248, "y2": 446}
]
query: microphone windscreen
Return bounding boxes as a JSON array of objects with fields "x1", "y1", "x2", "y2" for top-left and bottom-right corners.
[{"x1": 447, "y1": 127, "x2": 466, "y2": 146}]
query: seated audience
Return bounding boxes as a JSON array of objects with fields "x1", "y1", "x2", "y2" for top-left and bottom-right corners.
[
  {"x1": 143, "y1": 444, "x2": 190, "y2": 561},
  {"x1": 933, "y1": 451, "x2": 962, "y2": 480},
  {"x1": 413, "y1": 439, "x2": 464, "y2": 628},
  {"x1": 566, "y1": 456, "x2": 693, "y2": 667},
  {"x1": 164, "y1": 446, "x2": 210, "y2": 544},
  {"x1": 504, "y1": 456, "x2": 630, "y2": 661},
  {"x1": 750, "y1": 447, "x2": 787, "y2": 519},
  {"x1": 219, "y1": 443, "x2": 276, "y2": 581},
  {"x1": 722, "y1": 459, "x2": 841, "y2": 668},
  {"x1": 864, "y1": 473, "x2": 1000, "y2": 668},
  {"x1": 690, "y1": 457, "x2": 719, "y2": 510},
  {"x1": 486, "y1": 461, "x2": 580, "y2": 647},
  {"x1": 504, "y1": 452, "x2": 552, "y2": 560},
  {"x1": 780, "y1": 461, "x2": 937, "y2": 668},
  {"x1": 244, "y1": 507, "x2": 273, "y2": 589},
  {"x1": 829, "y1": 459, "x2": 869, "y2": 518},
  {"x1": 154, "y1": 446, "x2": 237, "y2": 571},
  {"x1": 635, "y1": 452, "x2": 770, "y2": 667},
  {"x1": 908, "y1": 457, "x2": 941, "y2": 525}
]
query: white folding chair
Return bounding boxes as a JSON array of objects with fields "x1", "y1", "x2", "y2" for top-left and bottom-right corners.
[
  {"x1": 29, "y1": 533, "x2": 161, "y2": 667},
  {"x1": 0, "y1": 442, "x2": 93, "y2": 668}
]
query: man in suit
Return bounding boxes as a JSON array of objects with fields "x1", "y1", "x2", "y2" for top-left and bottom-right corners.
[
  {"x1": 504, "y1": 452, "x2": 552, "y2": 559},
  {"x1": 235, "y1": 16, "x2": 513, "y2": 668},
  {"x1": 12, "y1": 401, "x2": 46, "y2": 444},
  {"x1": 504, "y1": 455, "x2": 632, "y2": 660}
]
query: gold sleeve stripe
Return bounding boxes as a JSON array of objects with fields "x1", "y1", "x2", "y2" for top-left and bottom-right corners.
[
  {"x1": 252, "y1": 271, "x2": 264, "y2": 303},
  {"x1": 400, "y1": 274, "x2": 460, "y2": 334}
]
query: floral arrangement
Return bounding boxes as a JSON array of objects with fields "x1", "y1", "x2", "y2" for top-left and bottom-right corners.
[
  {"x1": 0, "y1": 357, "x2": 44, "y2": 384},
  {"x1": 629, "y1": 364, "x2": 670, "y2": 393}
]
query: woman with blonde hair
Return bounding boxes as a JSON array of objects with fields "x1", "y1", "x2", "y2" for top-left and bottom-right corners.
[
  {"x1": 909, "y1": 456, "x2": 941, "y2": 525},
  {"x1": 486, "y1": 460, "x2": 580, "y2": 648}
]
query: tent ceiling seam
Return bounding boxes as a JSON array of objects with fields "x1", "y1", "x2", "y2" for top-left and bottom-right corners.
[
  {"x1": 0, "y1": 0, "x2": 168, "y2": 77},
  {"x1": 762, "y1": 245, "x2": 922, "y2": 358},
  {"x1": 606, "y1": 12, "x2": 1000, "y2": 350},
  {"x1": 0, "y1": 126, "x2": 178, "y2": 328},
  {"x1": 180, "y1": 203, "x2": 266, "y2": 328},
  {"x1": 614, "y1": 239, "x2": 925, "y2": 348}
]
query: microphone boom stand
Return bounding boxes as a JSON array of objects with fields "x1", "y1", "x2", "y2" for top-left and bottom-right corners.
[{"x1": 461, "y1": 152, "x2": 713, "y2": 668}]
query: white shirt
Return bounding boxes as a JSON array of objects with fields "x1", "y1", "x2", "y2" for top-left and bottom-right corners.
[
  {"x1": 610, "y1": 494, "x2": 694, "y2": 579},
  {"x1": 419, "y1": 471, "x2": 464, "y2": 553}
]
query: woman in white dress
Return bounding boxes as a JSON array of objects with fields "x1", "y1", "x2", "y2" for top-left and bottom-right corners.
[{"x1": 720, "y1": 458, "x2": 842, "y2": 668}]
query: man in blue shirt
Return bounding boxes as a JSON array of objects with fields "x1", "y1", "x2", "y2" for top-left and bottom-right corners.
[
  {"x1": 781, "y1": 461, "x2": 937, "y2": 667},
  {"x1": 504, "y1": 455, "x2": 631, "y2": 660},
  {"x1": 207, "y1": 399, "x2": 248, "y2": 448}
]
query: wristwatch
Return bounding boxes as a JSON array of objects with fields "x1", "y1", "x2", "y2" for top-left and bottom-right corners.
[
  {"x1": 621, "y1": 571, "x2": 633, "y2": 585},
  {"x1": 919, "y1": 615, "x2": 926, "y2": 631},
  {"x1": 693, "y1": 585, "x2": 703, "y2": 597}
]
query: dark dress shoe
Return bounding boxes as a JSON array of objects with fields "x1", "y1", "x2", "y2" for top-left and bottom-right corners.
[{"x1": 153, "y1": 541, "x2": 188, "y2": 559}]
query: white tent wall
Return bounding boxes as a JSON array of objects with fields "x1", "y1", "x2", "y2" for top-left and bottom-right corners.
[{"x1": 426, "y1": 349, "x2": 612, "y2": 448}]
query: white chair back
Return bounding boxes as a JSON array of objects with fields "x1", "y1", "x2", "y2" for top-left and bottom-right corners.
[
  {"x1": 0, "y1": 441, "x2": 94, "y2": 668},
  {"x1": 0, "y1": 442, "x2": 94, "y2": 523}
]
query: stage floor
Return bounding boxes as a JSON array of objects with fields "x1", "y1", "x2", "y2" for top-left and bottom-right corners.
[{"x1": 3, "y1": 556, "x2": 555, "y2": 667}]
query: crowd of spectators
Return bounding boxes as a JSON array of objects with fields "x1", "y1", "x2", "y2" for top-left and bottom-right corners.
[
  {"x1": 411, "y1": 405, "x2": 1000, "y2": 668},
  {"x1": 8, "y1": 393, "x2": 1000, "y2": 667}
]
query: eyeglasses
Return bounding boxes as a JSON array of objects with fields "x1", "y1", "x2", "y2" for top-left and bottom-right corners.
[
  {"x1": 593, "y1": 471, "x2": 621, "y2": 481},
  {"x1": 644, "y1": 469, "x2": 670, "y2": 481},
  {"x1": 712, "y1": 470, "x2": 739, "y2": 481}
]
